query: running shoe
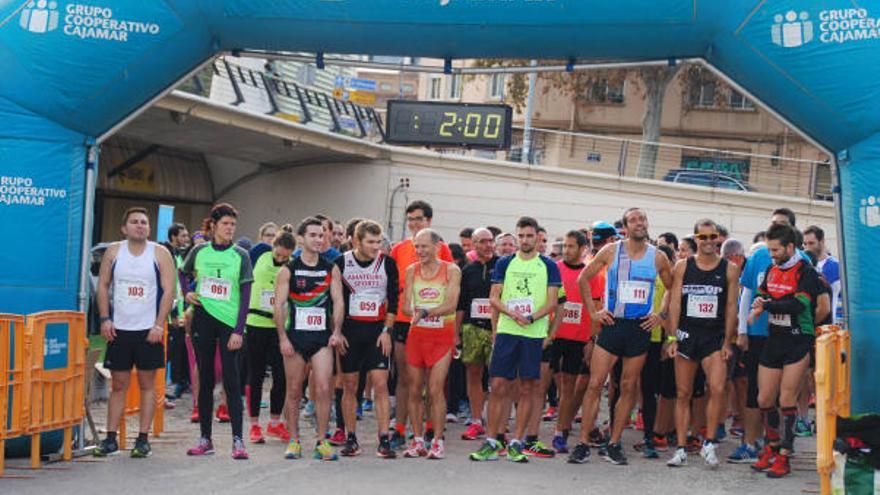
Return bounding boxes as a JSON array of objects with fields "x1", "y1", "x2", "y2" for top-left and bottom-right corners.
[
  {"x1": 404, "y1": 438, "x2": 428, "y2": 458},
  {"x1": 250, "y1": 424, "x2": 266, "y2": 444},
  {"x1": 542, "y1": 406, "x2": 558, "y2": 422},
  {"x1": 666, "y1": 447, "x2": 688, "y2": 467},
  {"x1": 727, "y1": 443, "x2": 759, "y2": 464},
  {"x1": 341, "y1": 436, "x2": 361, "y2": 457},
  {"x1": 795, "y1": 418, "x2": 813, "y2": 437},
  {"x1": 603, "y1": 442, "x2": 628, "y2": 465},
  {"x1": 653, "y1": 433, "x2": 670, "y2": 452},
  {"x1": 356, "y1": 403, "x2": 363, "y2": 420},
  {"x1": 552, "y1": 434, "x2": 568, "y2": 454},
  {"x1": 390, "y1": 430, "x2": 406, "y2": 450},
  {"x1": 635, "y1": 412, "x2": 644, "y2": 431},
  {"x1": 303, "y1": 400, "x2": 315, "y2": 419},
  {"x1": 93, "y1": 437, "x2": 119, "y2": 457},
  {"x1": 164, "y1": 399, "x2": 176, "y2": 410},
  {"x1": 506, "y1": 440, "x2": 529, "y2": 463},
  {"x1": 284, "y1": 439, "x2": 303, "y2": 459},
  {"x1": 641, "y1": 436, "x2": 659, "y2": 459},
  {"x1": 461, "y1": 422, "x2": 485, "y2": 440},
  {"x1": 314, "y1": 439, "x2": 338, "y2": 461},
  {"x1": 131, "y1": 437, "x2": 152, "y2": 458},
  {"x1": 574, "y1": 414, "x2": 582, "y2": 424},
  {"x1": 377, "y1": 436, "x2": 397, "y2": 459},
  {"x1": 588, "y1": 428, "x2": 606, "y2": 448},
  {"x1": 215, "y1": 404, "x2": 231, "y2": 423},
  {"x1": 266, "y1": 422, "x2": 291, "y2": 442},
  {"x1": 328, "y1": 427, "x2": 346, "y2": 446},
  {"x1": 469, "y1": 440, "x2": 501, "y2": 462},
  {"x1": 427, "y1": 439, "x2": 445, "y2": 459},
  {"x1": 715, "y1": 424, "x2": 727, "y2": 442},
  {"x1": 190, "y1": 407, "x2": 199, "y2": 423},
  {"x1": 766, "y1": 452, "x2": 790, "y2": 478},
  {"x1": 729, "y1": 426, "x2": 745, "y2": 438},
  {"x1": 524, "y1": 440, "x2": 555, "y2": 458},
  {"x1": 232, "y1": 437, "x2": 249, "y2": 460},
  {"x1": 362, "y1": 399, "x2": 374, "y2": 412},
  {"x1": 700, "y1": 441, "x2": 719, "y2": 468},
  {"x1": 751, "y1": 445, "x2": 777, "y2": 472},
  {"x1": 446, "y1": 413, "x2": 458, "y2": 424},
  {"x1": 567, "y1": 443, "x2": 591, "y2": 464},
  {"x1": 685, "y1": 435, "x2": 702, "y2": 453},
  {"x1": 187, "y1": 437, "x2": 215, "y2": 456}
]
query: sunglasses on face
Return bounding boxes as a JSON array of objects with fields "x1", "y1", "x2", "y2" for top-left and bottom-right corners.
[{"x1": 695, "y1": 233, "x2": 719, "y2": 241}]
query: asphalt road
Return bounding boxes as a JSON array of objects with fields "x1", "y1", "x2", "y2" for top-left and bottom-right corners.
[{"x1": 2, "y1": 392, "x2": 820, "y2": 495}]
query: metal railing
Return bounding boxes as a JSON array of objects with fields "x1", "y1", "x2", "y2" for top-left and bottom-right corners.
[{"x1": 177, "y1": 58, "x2": 831, "y2": 202}]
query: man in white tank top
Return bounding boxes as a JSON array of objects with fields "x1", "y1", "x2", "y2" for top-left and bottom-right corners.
[{"x1": 95, "y1": 207, "x2": 176, "y2": 458}]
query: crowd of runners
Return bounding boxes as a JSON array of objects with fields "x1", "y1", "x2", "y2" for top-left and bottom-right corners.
[{"x1": 91, "y1": 199, "x2": 841, "y2": 479}]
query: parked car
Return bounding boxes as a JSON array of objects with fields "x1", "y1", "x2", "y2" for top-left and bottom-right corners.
[{"x1": 662, "y1": 169, "x2": 756, "y2": 192}]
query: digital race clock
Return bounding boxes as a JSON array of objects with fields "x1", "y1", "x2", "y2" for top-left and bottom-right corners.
[{"x1": 385, "y1": 100, "x2": 513, "y2": 149}]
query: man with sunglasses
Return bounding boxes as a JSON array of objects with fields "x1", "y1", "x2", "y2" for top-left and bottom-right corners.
[
  {"x1": 389, "y1": 200, "x2": 453, "y2": 447},
  {"x1": 665, "y1": 219, "x2": 740, "y2": 468}
]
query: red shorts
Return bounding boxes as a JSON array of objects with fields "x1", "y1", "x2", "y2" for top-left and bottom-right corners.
[{"x1": 406, "y1": 330, "x2": 454, "y2": 369}]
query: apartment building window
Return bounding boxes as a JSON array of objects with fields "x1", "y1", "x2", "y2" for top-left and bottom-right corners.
[
  {"x1": 728, "y1": 90, "x2": 755, "y2": 110},
  {"x1": 428, "y1": 76, "x2": 442, "y2": 100},
  {"x1": 489, "y1": 74, "x2": 506, "y2": 99},
  {"x1": 380, "y1": 82, "x2": 393, "y2": 92},
  {"x1": 448, "y1": 73, "x2": 462, "y2": 99},
  {"x1": 586, "y1": 78, "x2": 625, "y2": 104},
  {"x1": 401, "y1": 83, "x2": 415, "y2": 94}
]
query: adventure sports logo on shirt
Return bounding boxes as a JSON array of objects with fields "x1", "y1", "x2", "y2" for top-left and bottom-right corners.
[
  {"x1": 771, "y1": 7, "x2": 880, "y2": 48},
  {"x1": 419, "y1": 288, "x2": 440, "y2": 299},
  {"x1": 19, "y1": 1, "x2": 162, "y2": 42}
]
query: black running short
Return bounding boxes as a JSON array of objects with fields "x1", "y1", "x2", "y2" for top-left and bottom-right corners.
[{"x1": 103, "y1": 329, "x2": 165, "y2": 371}]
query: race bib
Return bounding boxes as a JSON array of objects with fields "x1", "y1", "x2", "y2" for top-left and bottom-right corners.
[
  {"x1": 350, "y1": 293, "x2": 382, "y2": 318},
  {"x1": 506, "y1": 297, "x2": 534, "y2": 317},
  {"x1": 769, "y1": 313, "x2": 791, "y2": 327},
  {"x1": 117, "y1": 279, "x2": 147, "y2": 304},
  {"x1": 619, "y1": 280, "x2": 650, "y2": 305},
  {"x1": 295, "y1": 306, "x2": 326, "y2": 331},
  {"x1": 416, "y1": 314, "x2": 444, "y2": 329},
  {"x1": 687, "y1": 295, "x2": 718, "y2": 319},
  {"x1": 470, "y1": 298, "x2": 492, "y2": 320},
  {"x1": 200, "y1": 277, "x2": 231, "y2": 302},
  {"x1": 562, "y1": 302, "x2": 583, "y2": 324},
  {"x1": 260, "y1": 289, "x2": 275, "y2": 311}
]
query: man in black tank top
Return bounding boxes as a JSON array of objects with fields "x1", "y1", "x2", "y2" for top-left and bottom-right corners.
[
  {"x1": 274, "y1": 217, "x2": 345, "y2": 461},
  {"x1": 664, "y1": 219, "x2": 740, "y2": 469}
]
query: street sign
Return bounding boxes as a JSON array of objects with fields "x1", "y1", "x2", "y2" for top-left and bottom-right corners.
[{"x1": 334, "y1": 76, "x2": 377, "y2": 92}]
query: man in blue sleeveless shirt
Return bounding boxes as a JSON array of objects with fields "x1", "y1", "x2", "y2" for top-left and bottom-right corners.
[{"x1": 568, "y1": 208, "x2": 673, "y2": 466}]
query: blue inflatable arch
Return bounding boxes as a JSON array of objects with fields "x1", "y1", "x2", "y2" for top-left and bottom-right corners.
[{"x1": 1, "y1": 0, "x2": 878, "y2": 410}]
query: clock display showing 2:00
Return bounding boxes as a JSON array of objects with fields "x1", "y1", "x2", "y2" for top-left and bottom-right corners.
[{"x1": 386, "y1": 100, "x2": 513, "y2": 149}]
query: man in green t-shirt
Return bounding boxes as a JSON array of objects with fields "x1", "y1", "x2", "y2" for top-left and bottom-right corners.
[{"x1": 470, "y1": 216, "x2": 561, "y2": 463}]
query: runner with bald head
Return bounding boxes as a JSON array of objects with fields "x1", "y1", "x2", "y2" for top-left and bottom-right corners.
[
  {"x1": 401, "y1": 228, "x2": 461, "y2": 459},
  {"x1": 457, "y1": 228, "x2": 498, "y2": 440}
]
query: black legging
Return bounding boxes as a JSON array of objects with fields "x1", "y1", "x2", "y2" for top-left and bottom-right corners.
[
  {"x1": 245, "y1": 326, "x2": 285, "y2": 418},
  {"x1": 193, "y1": 306, "x2": 243, "y2": 440}
]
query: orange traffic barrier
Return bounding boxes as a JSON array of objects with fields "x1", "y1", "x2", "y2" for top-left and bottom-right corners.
[
  {"x1": 117, "y1": 326, "x2": 167, "y2": 449},
  {"x1": 0, "y1": 314, "x2": 27, "y2": 477},
  {"x1": 25, "y1": 311, "x2": 87, "y2": 469},
  {"x1": 815, "y1": 325, "x2": 850, "y2": 495}
]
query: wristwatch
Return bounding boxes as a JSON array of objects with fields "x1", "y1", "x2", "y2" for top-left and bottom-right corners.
[
  {"x1": 381, "y1": 326, "x2": 391, "y2": 334},
  {"x1": 527, "y1": 315, "x2": 534, "y2": 324},
  {"x1": 99, "y1": 316, "x2": 111, "y2": 323}
]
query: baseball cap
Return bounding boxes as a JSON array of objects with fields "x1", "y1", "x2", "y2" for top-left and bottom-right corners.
[{"x1": 591, "y1": 221, "x2": 621, "y2": 242}]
